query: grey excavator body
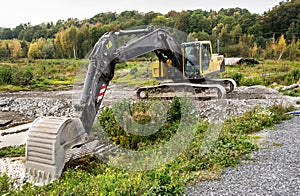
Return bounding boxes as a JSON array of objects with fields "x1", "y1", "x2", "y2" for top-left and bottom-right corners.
[{"x1": 25, "y1": 27, "x2": 236, "y2": 183}]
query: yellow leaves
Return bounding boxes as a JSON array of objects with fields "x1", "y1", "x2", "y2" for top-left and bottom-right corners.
[
  {"x1": 274, "y1": 34, "x2": 287, "y2": 60},
  {"x1": 275, "y1": 34, "x2": 287, "y2": 52},
  {"x1": 55, "y1": 26, "x2": 79, "y2": 58},
  {"x1": 252, "y1": 43, "x2": 258, "y2": 58},
  {"x1": 0, "y1": 40, "x2": 23, "y2": 58}
]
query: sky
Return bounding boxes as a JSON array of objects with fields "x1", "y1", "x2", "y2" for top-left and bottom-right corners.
[{"x1": 0, "y1": 0, "x2": 283, "y2": 28}]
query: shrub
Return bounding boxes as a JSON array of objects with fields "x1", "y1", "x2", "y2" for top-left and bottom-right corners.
[
  {"x1": 0, "y1": 65, "x2": 13, "y2": 85},
  {"x1": 96, "y1": 97, "x2": 191, "y2": 150},
  {"x1": 0, "y1": 173, "x2": 13, "y2": 194},
  {"x1": 231, "y1": 72, "x2": 243, "y2": 85},
  {"x1": 290, "y1": 69, "x2": 300, "y2": 81}
]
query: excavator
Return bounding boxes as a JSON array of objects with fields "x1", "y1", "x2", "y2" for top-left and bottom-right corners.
[{"x1": 25, "y1": 27, "x2": 236, "y2": 183}]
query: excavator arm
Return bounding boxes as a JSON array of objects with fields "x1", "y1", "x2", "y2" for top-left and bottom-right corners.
[
  {"x1": 25, "y1": 27, "x2": 186, "y2": 183},
  {"x1": 79, "y1": 27, "x2": 183, "y2": 133}
]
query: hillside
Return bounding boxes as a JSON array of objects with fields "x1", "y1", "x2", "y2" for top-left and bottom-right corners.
[{"x1": 0, "y1": 0, "x2": 299, "y2": 60}]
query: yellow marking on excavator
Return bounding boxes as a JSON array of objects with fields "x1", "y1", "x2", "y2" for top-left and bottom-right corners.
[{"x1": 106, "y1": 41, "x2": 112, "y2": 49}]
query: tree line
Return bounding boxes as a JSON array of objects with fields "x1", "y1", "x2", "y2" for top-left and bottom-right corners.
[{"x1": 0, "y1": 0, "x2": 299, "y2": 60}]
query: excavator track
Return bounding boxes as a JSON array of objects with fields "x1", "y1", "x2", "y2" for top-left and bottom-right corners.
[
  {"x1": 205, "y1": 78, "x2": 237, "y2": 93},
  {"x1": 137, "y1": 83, "x2": 226, "y2": 100},
  {"x1": 25, "y1": 117, "x2": 90, "y2": 183}
]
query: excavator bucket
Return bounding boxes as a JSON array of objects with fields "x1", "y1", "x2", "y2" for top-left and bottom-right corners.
[{"x1": 25, "y1": 117, "x2": 93, "y2": 183}]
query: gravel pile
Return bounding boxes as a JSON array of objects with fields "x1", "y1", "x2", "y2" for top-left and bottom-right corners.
[
  {"x1": 197, "y1": 85, "x2": 298, "y2": 122},
  {"x1": 0, "y1": 85, "x2": 298, "y2": 121},
  {"x1": 185, "y1": 115, "x2": 300, "y2": 195},
  {"x1": 1, "y1": 97, "x2": 75, "y2": 118}
]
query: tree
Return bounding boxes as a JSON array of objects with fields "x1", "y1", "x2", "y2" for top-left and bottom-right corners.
[
  {"x1": 54, "y1": 31, "x2": 64, "y2": 58},
  {"x1": 285, "y1": 36, "x2": 298, "y2": 60},
  {"x1": 0, "y1": 41, "x2": 10, "y2": 58},
  {"x1": 151, "y1": 15, "x2": 171, "y2": 27},
  {"x1": 59, "y1": 26, "x2": 79, "y2": 58},
  {"x1": 174, "y1": 11, "x2": 191, "y2": 33},
  {"x1": 28, "y1": 39, "x2": 43, "y2": 59},
  {"x1": 187, "y1": 31, "x2": 210, "y2": 42},
  {"x1": 275, "y1": 34, "x2": 287, "y2": 60},
  {"x1": 252, "y1": 43, "x2": 258, "y2": 58},
  {"x1": 9, "y1": 40, "x2": 23, "y2": 58},
  {"x1": 41, "y1": 39, "x2": 55, "y2": 59},
  {"x1": 230, "y1": 24, "x2": 242, "y2": 44},
  {"x1": 77, "y1": 25, "x2": 92, "y2": 58},
  {"x1": 0, "y1": 28, "x2": 13, "y2": 39},
  {"x1": 260, "y1": 0, "x2": 300, "y2": 40}
]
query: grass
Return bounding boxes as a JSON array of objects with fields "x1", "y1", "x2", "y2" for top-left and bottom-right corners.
[
  {"x1": 282, "y1": 89, "x2": 300, "y2": 97},
  {"x1": 1, "y1": 58, "x2": 299, "y2": 92},
  {"x1": 0, "y1": 100, "x2": 294, "y2": 195},
  {"x1": 0, "y1": 59, "x2": 83, "y2": 91},
  {"x1": 0, "y1": 59, "x2": 159, "y2": 91},
  {"x1": 0, "y1": 84, "x2": 30, "y2": 92},
  {"x1": 112, "y1": 62, "x2": 160, "y2": 87},
  {"x1": 222, "y1": 60, "x2": 300, "y2": 88},
  {"x1": 0, "y1": 145, "x2": 25, "y2": 158}
]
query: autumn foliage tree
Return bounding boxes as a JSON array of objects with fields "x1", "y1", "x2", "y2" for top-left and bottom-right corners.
[
  {"x1": 274, "y1": 34, "x2": 287, "y2": 60},
  {"x1": 0, "y1": 0, "x2": 299, "y2": 60}
]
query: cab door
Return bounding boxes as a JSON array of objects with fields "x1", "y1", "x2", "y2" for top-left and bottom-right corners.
[
  {"x1": 200, "y1": 43, "x2": 212, "y2": 74},
  {"x1": 182, "y1": 42, "x2": 200, "y2": 78}
]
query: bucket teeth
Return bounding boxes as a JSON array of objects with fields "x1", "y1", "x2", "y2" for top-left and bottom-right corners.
[{"x1": 25, "y1": 168, "x2": 53, "y2": 185}]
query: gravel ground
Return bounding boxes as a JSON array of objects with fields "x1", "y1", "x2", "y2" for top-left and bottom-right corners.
[
  {"x1": 185, "y1": 115, "x2": 300, "y2": 195},
  {"x1": 0, "y1": 85, "x2": 299, "y2": 191},
  {"x1": 0, "y1": 157, "x2": 25, "y2": 188}
]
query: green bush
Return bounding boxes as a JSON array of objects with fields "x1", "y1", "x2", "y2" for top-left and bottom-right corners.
[
  {"x1": 0, "y1": 65, "x2": 33, "y2": 85},
  {"x1": 97, "y1": 98, "x2": 183, "y2": 149},
  {"x1": 283, "y1": 89, "x2": 300, "y2": 97},
  {"x1": 231, "y1": 72, "x2": 243, "y2": 85},
  {"x1": 30, "y1": 76, "x2": 50, "y2": 88},
  {"x1": 0, "y1": 173, "x2": 13, "y2": 194},
  {"x1": 0, "y1": 65, "x2": 13, "y2": 85},
  {"x1": 290, "y1": 69, "x2": 300, "y2": 81}
]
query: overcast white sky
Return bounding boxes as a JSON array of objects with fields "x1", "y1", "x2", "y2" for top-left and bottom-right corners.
[{"x1": 1, "y1": 0, "x2": 283, "y2": 28}]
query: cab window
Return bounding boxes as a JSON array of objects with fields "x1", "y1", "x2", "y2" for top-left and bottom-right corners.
[
  {"x1": 201, "y1": 44, "x2": 211, "y2": 71},
  {"x1": 184, "y1": 45, "x2": 200, "y2": 77}
]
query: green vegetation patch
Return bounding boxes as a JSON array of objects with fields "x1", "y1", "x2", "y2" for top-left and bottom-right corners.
[
  {"x1": 0, "y1": 59, "x2": 83, "y2": 91},
  {"x1": 0, "y1": 145, "x2": 25, "y2": 158},
  {"x1": 2, "y1": 98, "x2": 294, "y2": 195},
  {"x1": 223, "y1": 60, "x2": 300, "y2": 88},
  {"x1": 112, "y1": 62, "x2": 159, "y2": 87}
]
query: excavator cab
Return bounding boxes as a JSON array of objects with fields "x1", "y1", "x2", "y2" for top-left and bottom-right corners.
[
  {"x1": 182, "y1": 42, "x2": 201, "y2": 78},
  {"x1": 182, "y1": 41, "x2": 218, "y2": 79}
]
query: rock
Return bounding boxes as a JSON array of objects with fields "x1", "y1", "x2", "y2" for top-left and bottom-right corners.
[
  {"x1": 0, "y1": 99, "x2": 8, "y2": 107},
  {"x1": 0, "y1": 119, "x2": 13, "y2": 127}
]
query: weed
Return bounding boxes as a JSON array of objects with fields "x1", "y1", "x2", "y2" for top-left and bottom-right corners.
[{"x1": 0, "y1": 173, "x2": 13, "y2": 194}]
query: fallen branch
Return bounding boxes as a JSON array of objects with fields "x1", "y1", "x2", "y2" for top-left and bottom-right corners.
[{"x1": 282, "y1": 83, "x2": 299, "y2": 91}]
